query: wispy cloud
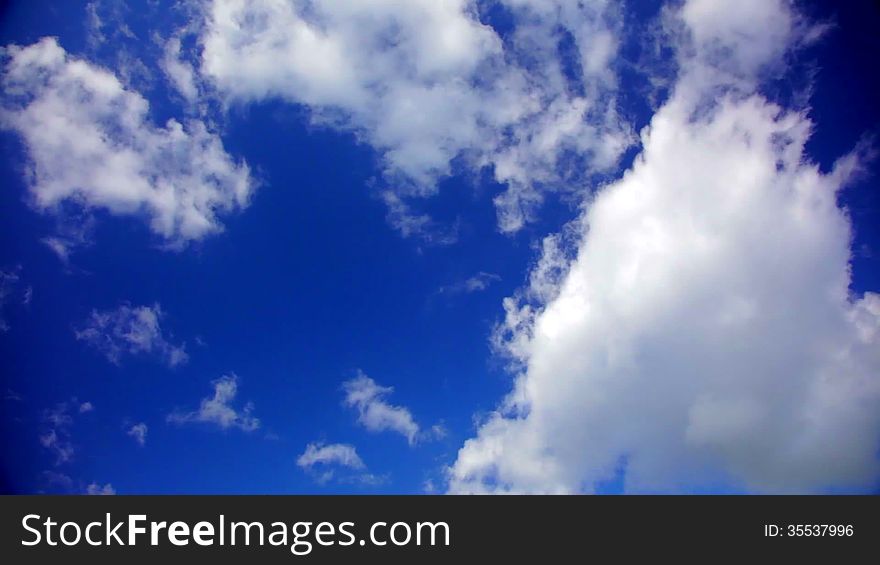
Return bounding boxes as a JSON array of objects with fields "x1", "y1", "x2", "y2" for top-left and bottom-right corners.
[
  {"x1": 437, "y1": 272, "x2": 501, "y2": 297},
  {"x1": 85, "y1": 482, "x2": 116, "y2": 495},
  {"x1": 160, "y1": 35, "x2": 199, "y2": 104},
  {"x1": 39, "y1": 398, "x2": 91, "y2": 465},
  {"x1": 297, "y1": 442, "x2": 386, "y2": 486},
  {"x1": 127, "y1": 422, "x2": 148, "y2": 446},
  {"x1": 297, "y1": 442, "x2": 365, "y2": 471},
  {"x1": 381, "y1": 191, "x2": 458, "y2": 246},
  {"x1": 342, "y1": 371, "x2": 420, "y2": 445},
  {"x1": 39, "y1": 429, "x2": 74, "y2": 466},
  {"x1": 41, "y1": 471, "x2": 74, "y2": 492},
  {"x1": 75, "y1": 303, "x2": 188, "y2": 367},
  {"x1": 0, "y1": 266, "x2": 23, "y2": 332},
  {"x1": 167, "y1": 374, "x2": 260, "y2": 432}
]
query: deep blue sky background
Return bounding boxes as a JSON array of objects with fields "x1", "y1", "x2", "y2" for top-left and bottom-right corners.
[{"x1": 0, "y1": 0, "x2": 878, "y2": 494}]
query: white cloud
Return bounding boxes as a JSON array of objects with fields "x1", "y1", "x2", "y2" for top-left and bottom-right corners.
[
  {"x1": 85, "y1": 1, "x2": 106, "y2": 48},
  {"x1": 430, "y1": 424, "x2": 449, "y2": 440},
  {"x1": 43, "y1": 471, "x2": 115, "y2": 495},
  {"x1": 449, "y1": 0, "x2": 880, "y2": 494},
  {"x1": 42, "y1": 238, "x2": 72, "y2": 264},
  {"x1": 297, "y1": 442, "x2": 365, "y2": 470},
  {"x1": 127, "y1": 422, "x2": 148, "y2": 446},
  {"x1": 297, "y1": 442, "x2": 376, "y2": 485},
  {"x1": 381, "y1": 191, "x2": 458, "y2": 246},
  {"x1": 161, "y1": 35, "x2": 199, "y2": 104},
  {"x1": 342, "y1": 371, "x2": 420, "y2": 445},
  {"x1": 75, "y1": 303, "x2": 188, "y2": 367},
  {"x1": 462, "y1": 273, "x2": 500, "y2": 293},
  {"x1": 39, "y1": 429, "x2": 74, "y2": 465},
  {"x1": 41, "y1": 471, "x2": 74, "y2": 491},
  {"x1": 345, "y1": 472, "x2": 389, "y2": 487},
  {"x1": 85, "y1": 0, "x2": 136, "y2": 49},
  {"x1": 39, "y1": 399, "x2": 89, "y2": 465},
  {"x1": 86, "y1": 482, "x2": 116, "y2": 495},
  {"x1": 0, "y1": 37, "x2": 254, "y2": 247},
  {"x1": 197, "y1": 0, "x2": 630, "y2": 236},
  {"x1": 44, "y1": 403, "x2": 74, "y2": 428},
  {"x1": 438, "y1": 272, "x2": 501, "y2": 296},
  {"x1": 40, "y1": 209, "x2": 96, "y2": 265},
  {"x1": 676, "y1": 0, "x2": 823, "y2": 80},
  {"x1": 167, "y1": 374, "x2": 260, "y2": 431}
]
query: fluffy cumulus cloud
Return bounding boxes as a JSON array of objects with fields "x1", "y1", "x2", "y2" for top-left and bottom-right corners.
[
  {"x1": 196, "y1": 0, "x2": 631, "y2": 236},
  {"x1": 167, "y1": 374, "x2": 260, "y2": 431},
  {"x1": 343, "y1": 371, "x2": 421, "y2": 445},
  {"x1": 449, "y1": 0, "x2": 880, "y2": 493},
  {"x1": 0, "y1": 37, "x2": 254, "y2": 247},
  {"x1": 75, "y1": 303, "x2": 188, "y2": 367}
]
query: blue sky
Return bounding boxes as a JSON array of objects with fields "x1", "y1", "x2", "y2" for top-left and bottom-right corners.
[{"x1": 1, "y1": 0, "x2": 878, "y2": 495}]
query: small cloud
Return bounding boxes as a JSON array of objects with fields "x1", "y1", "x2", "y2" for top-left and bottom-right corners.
[
  {"x1": 428, "y1": 423, "x2": 448, "y2": 440},
  {"x1": 462, "y1": 272, "x2": 500, "y2": 293},
  {"x1": 0, "y1": 266, "x2": 23, "y2": 332},
  {"x1": 85, "y1": 1, "x2": 105, "y2": 47},
  {"x1": 75, "y1": 303, "x2": 189, "y2": 367},
  {"x1": 167, "y1": 374, "x2": 260, "y2": 432},
  {"x1": 437, "y1": 272, "x2": 500, "y2": 296},
  {"x1": 297, "y1": 442, "x2": 385, "y2": 486},
  {"x1": 127, "y1": 422, "x2": 148, "y2": 446},
  {"x1": 342, "y1": 472, "x2": 389, "y2": 487},
  {"x1": 382, "y1": 191, "x2": 458, "y2": 246},
  {"x1": 41, "y1": 471, "x2": 74, "y2": 492},
  {"x1": 42, "y1": 237, "x2": 75, "y2": 265},
  {"x1": 297, "y1": 442, "x2": 365, "y2": 470},
  {"x1": 160, "y1": 35, "x2": 199, "y2": 104},
  {"x1": 42, "y1": 472, "x2": 115, "y2": 495},
  {"x1": 41, "y1": 209, "x2": 96, "y2": 267},
  {"x1": 342, "y1": 371, "x2": 420, "y2": 445},
  {"x1": 40, "y1": 429, "x2": 74, "y2": 465},
  {"x1": 39, "y1": 398, "x2": 94, "y2": 465},
  {"x1": 44, "y1": 403, "x2": 73, "y2": 428},
  {"x1": 85, "y1": 482, "x2": 115, "y2": 495}
]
